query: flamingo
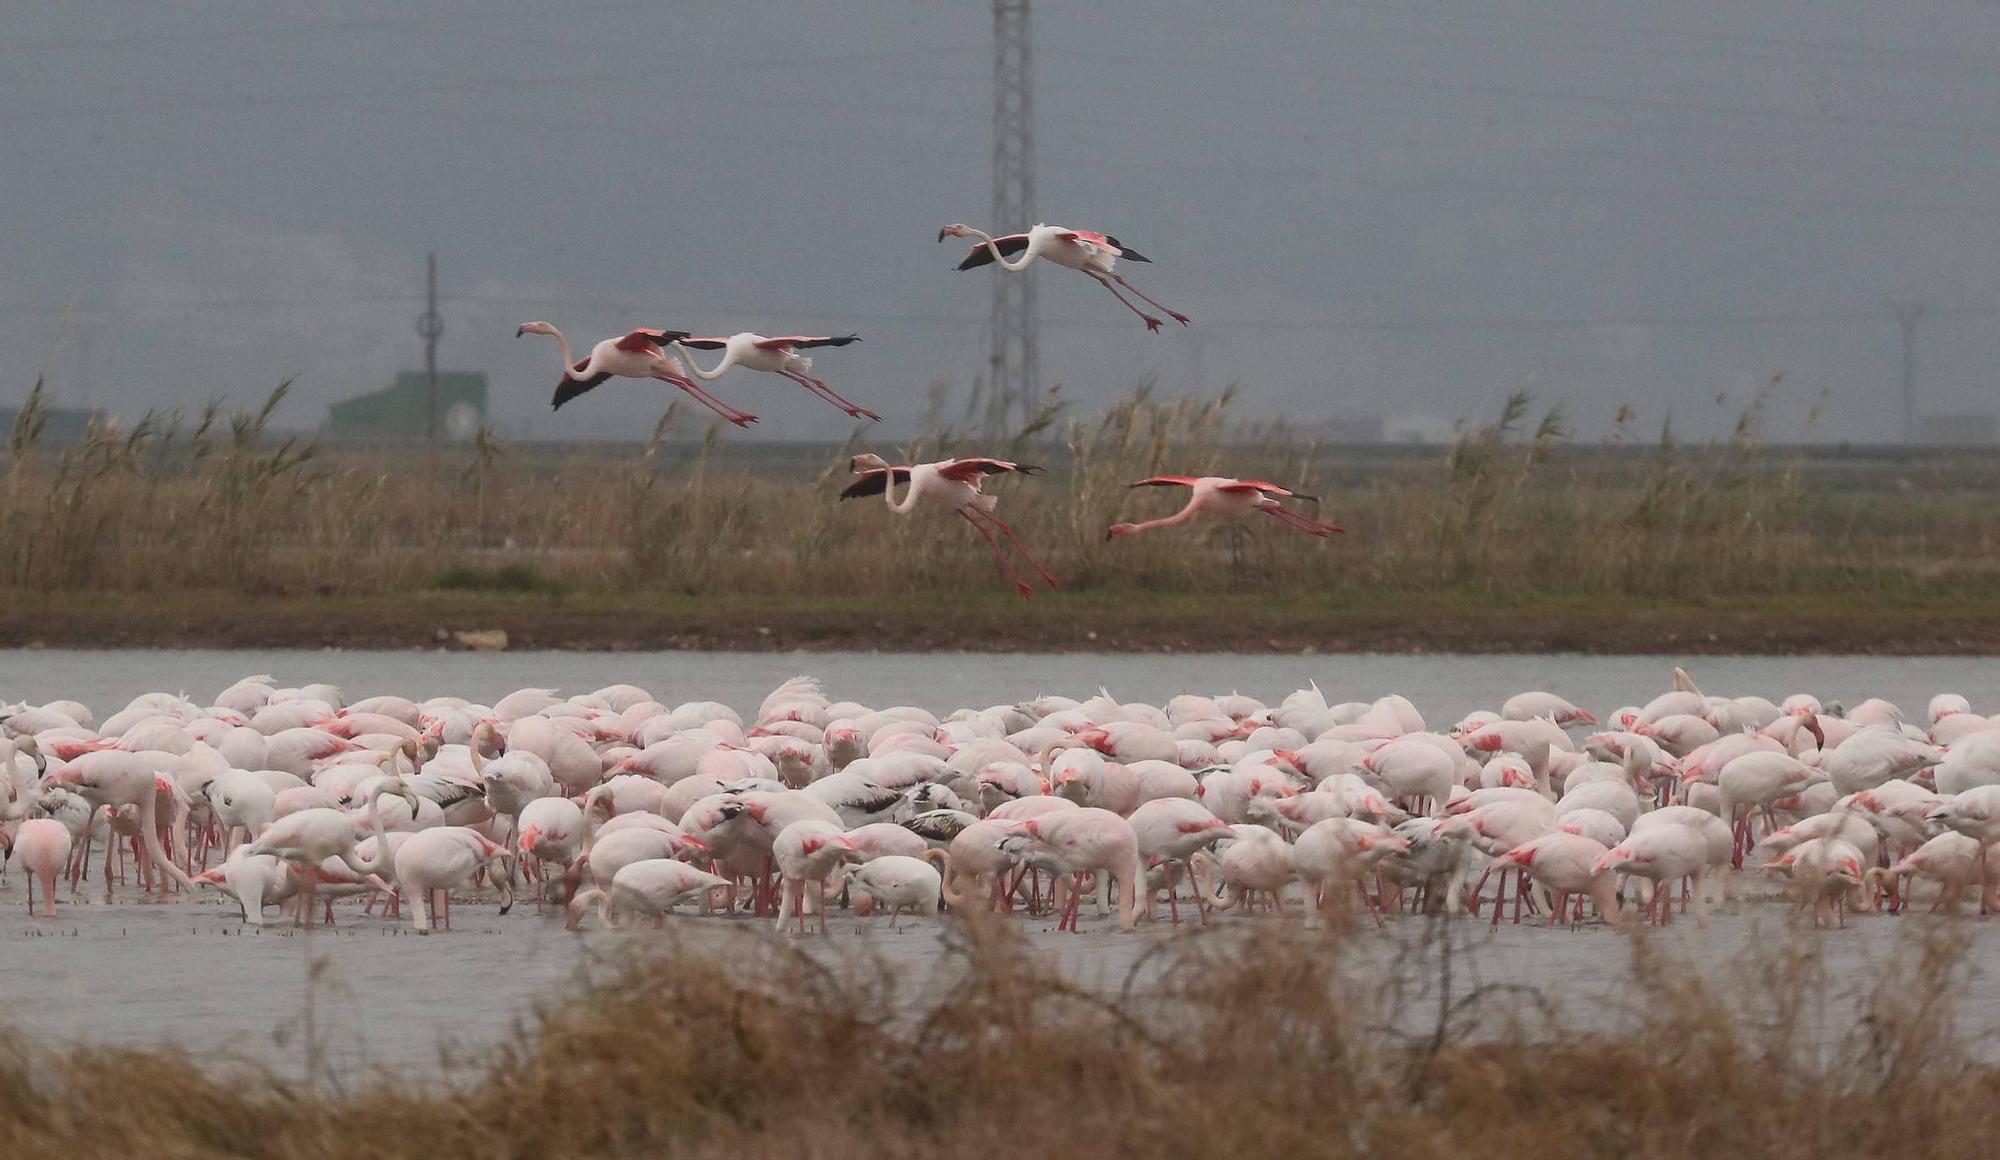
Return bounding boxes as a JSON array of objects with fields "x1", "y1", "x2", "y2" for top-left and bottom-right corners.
[
  {"x1": 846, "y1": 854, "x2": 944, "y2": 930},
  {"x1": 516, "y1": 321, "x2": 758, "y2": 427},
  {"x1": 939, "y1": 222, "x2": 1189, "y2": 331},
  {"x1": 842, "y1": 453, "x2": 1058, "y2": 597},
  {"x1": 567, "y1": 858, "x2": 733, "y2": 929},
  {"x1": 15, "y1": 818, "x2": 72, "y2": 917},
  {"x1": 1106, "y1": 476, "x2": 1343, "y2": 540},
  {"x1": 391, "y1": 826, "x2": 513, "y2": 933},
  {"x1": 671, "y1": 333, "x2": 879, "y2": 421},
  {"x1": 237, "y1": 779, "x2": 417, "y2": 926}
]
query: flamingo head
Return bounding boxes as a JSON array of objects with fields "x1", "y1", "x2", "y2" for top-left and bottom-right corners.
[
  {"x1": 937, "y1": 223, "x2": 972, "y2": 242},
  {"x1": 516, "y1": 321, "x2": 556, "y2": 338},
  {"x1": 848, "y1": 453, "x2": 890, "y2": 474},
  {"x1": 1105, "y1": 523, "x2": 1140, "y2": 540}
]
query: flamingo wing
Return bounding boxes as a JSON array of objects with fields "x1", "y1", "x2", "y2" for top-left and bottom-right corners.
[
  {"x1": 839, "y1": 468, "x2": 912, "y2": 500},
  {"x1": 614, "y1": 328, "x2": 690, "y2": 353},
  {"x1": 753, "y1": 334, "x2": 860, "y2": 351},
  {"x1": 936, "y1": 458, "x2": 1042, "y2": 483},
  {"x1": 1062, "y1": 230, "x2": 1150, "y2": 262},
  {"x1": 1217, "y1": 480, "x2": 1317, "y2": 501},
  {"x1": 956, "y1": 234, "x2": 1031, "y2": 270},
  {"x1": 676, "y1": 336, "x2": 731, "y2": 350},
  {"x1": 1129, "y1": 475, "x2": 1201, "y2": 489},
  {"x1": 552, "y1": 369, "x2": 614, "y2": 410}
]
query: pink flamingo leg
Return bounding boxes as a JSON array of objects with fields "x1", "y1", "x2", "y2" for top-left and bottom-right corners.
[
  {"x1": 779, "y1": 369, "x2": 881, "y2": 422},
  {"x1": 1261, "y1": 505, "x2": 1343, "y2": 537},
  {"x1": 960, "y1": 511, "x2": 1035, "y2": 598},
  {"x1": 965, "y1": 508, "x2": 1060, "y2": 589},
  {"x1": 1086, "y1": 271, "x2": 1164, "y2": 331},
  {"x1": 1110, "y1": 273, "x2": 1189, "y2": 326},
  {"x1": 655, "y1": 369, "x2": 758, "y2": 427}
]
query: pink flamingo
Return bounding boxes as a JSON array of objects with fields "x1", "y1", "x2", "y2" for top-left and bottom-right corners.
[
  {"x1": 940, "y1": 222, "x2": 1189, "y2": 331},
  {"x1": 672, "y1": 333, "x2": 879, "y2": 421},
  {"x1": 1019, "y1": 808, "x2": 1144, "y2": 932},
  {"x1": 1107, "y1": 476, "x2": 1343, "y2": 540},
  {"x1": 843, "y1": 454, "x2": 1058, "y2": 597},
  {"x1": 516, "y1": 321, "x2": 758, "y2": 427},
  {"x1": 16, "y1": 819, "x2": 73, "y2": 917}
]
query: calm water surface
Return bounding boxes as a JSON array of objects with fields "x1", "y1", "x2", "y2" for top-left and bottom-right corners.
[{"x1": 5, "y1": 649, "x2": 1995, "y2": 719}]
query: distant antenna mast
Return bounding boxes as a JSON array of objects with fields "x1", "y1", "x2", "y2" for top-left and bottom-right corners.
[
  {"x1": 991, "y1": 0, "x2": 1038, "y2": 428},
  {"x1": 1891, "y1": 301, "x2": 1923, "y2": 446},
  {"x1": 418, "y1": 252, "x2": 444, "y2": 443}
]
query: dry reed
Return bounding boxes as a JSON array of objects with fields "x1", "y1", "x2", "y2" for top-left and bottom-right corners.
[
  {"x1": 0, "y1": 917, "x2": 1991, "y2": 1158},
  {"x1": 2, "y1": 378, "x2": 1993, "y2": 604}
]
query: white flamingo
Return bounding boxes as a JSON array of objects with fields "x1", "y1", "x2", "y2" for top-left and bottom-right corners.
[{"x1": 939, "y1": 222, "x2": 1189, "y2": 331}]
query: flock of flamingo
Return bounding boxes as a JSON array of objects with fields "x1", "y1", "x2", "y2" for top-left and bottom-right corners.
[
  {"x1": 3, "y1": 666, "x2": 1996, "y2": 934},
  {"x1": 517, "y1": 222, "x2": 1337, "y2": 596}
]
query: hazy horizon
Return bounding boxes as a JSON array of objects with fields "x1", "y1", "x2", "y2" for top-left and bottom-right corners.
[{"x1": 7, "y1": 2, "x2": 2000, "y2": 444}]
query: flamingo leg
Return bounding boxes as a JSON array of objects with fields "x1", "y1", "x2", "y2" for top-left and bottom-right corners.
[
  {"x1": 1260, "y1": 505, "x2": 1342, "y2": 537},
  {"x1": 654, "y1": 369, "x2": 758, "y2": 427},
  {"x1": 1086, "y1": 271, "x2": 1164, "y2": 331},
  {"x1": 966, "y1": 508, "x2": 1060, "y2": 589},
  {"x1": 960, "y1": 510, "x2": 1035, "y2": 598},
  {"x1": 779, "y1": 369, "x2": 880, "y2": 422},
  {"x1": 1110, "y1": 272, "x2": 1189, "y2": 326}
]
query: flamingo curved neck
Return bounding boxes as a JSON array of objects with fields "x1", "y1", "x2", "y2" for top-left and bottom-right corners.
[
  {"x1": 1123, "y1": 502, "x2": 1202, "y2": 536},
  {"x1": 350, "y1": 783, "x2": 403, "y2": 875},
  {"x1": 966, "y1": 227, "x2": 1036, "y2": 272},
  {"x1": 673, "y1": 342, "x2": 732, "y2": 381},
  {"x1": 882, "y1": 471, "x2": 920, "y2": 514},
  {"x1": 538, "y1": 326, "x2": 588, "y2": 379},
  {"x1": 920, "y1": 849, "x2": 981, "y2": 911}
]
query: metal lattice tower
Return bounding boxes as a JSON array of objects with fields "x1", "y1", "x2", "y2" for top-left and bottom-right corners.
[{"x1": 990, "y1": 0, "x2": 1038, "y2": 428}]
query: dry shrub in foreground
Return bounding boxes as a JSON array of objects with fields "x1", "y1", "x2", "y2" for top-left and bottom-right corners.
[{"x1": 0, "y1": 918, "x2": 1995, "y2": 1159}]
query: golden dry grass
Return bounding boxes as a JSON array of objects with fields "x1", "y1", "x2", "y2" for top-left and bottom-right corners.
[
  {"x1": 0, "y1": 918, "x2": 1990, "y2": 1159},
  {"x1": 3, "y1": 379, "x2": 1994, "y2": 606}
]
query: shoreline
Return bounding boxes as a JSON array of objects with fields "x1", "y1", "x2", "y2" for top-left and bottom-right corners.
[{"x1": 5, "y1": 590, "x2": 1998, "y2": 654}]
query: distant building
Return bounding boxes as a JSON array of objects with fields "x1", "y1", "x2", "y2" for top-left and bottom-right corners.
[
  {"x1": 1302, "y1": 413, "x2": 1386, "y2": 442},
  {"x1": 0, "y1": 403, "x2": 105, "y2": 444},
  {"x1": 1915, "y1": 413, "x2": 1997, "y2": 446},
  {"x1": 1383, "y1": 413, "x2": 1457, "y2": 444},
  {"x1": 326, "y1": 371, "x2": 487, "y2": 441}
]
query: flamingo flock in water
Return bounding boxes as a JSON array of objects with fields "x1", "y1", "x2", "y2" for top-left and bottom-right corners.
[{"x1": 2, "y1": 667, "x2": 1996, "y2": 934}]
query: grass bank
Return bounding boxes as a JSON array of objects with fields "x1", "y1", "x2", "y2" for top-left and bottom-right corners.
[{"x1": 4, "y1": 380, "x2": 1997, "y2": 653}]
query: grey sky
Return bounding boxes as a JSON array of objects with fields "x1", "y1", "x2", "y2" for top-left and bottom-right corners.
[{"x1": 6, "y1": 1, "x2": 2000, "y2": 443}]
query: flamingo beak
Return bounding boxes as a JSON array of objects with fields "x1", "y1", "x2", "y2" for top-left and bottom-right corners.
[
  {"x1": 936, "y1": 227, "x2": 949, "y2": 242},
  {"x1": 515, "y1": 324, "x2": 528, "y2": 337}
]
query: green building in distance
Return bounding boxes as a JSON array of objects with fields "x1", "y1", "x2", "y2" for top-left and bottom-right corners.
[{"x1": 326, "y1": 371, "x2": 487, "y2": 441}]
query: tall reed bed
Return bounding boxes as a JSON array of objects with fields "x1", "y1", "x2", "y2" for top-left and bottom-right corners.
[
  {"x1": 0, "y1": 922, "x2": 1989, "y2": 1157},
  {"x1": 0, "y1": 379, "x2": 1991, "y2": 601}
]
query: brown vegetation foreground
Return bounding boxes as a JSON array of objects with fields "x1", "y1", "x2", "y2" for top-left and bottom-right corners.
[{"x1": 0, "y1": 919, "x2": 1988, "y2": 1158}]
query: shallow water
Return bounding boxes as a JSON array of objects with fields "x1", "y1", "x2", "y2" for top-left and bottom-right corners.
[
  {"x1": 7, "y1": 648, "x2": 1998, "y2": 722},
  {"x1": 0, "y1": 874, "x2": 1988, "y2": 1078},
  {"x1": 4, "y1": 648, "x2": 1999, "y2": 1076}
]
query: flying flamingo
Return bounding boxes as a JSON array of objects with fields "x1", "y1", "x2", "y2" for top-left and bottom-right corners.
[
  {"x1": 1106, "y1": 476, "x2": 1344, "y2": 540},
  {"x1": 939, "y1": 222, "x2": 1189, "y2": 332},
  {"x1": 516, "y1": 321, "x2": 759, "y2": 427},
  {"x1": 842, "y1": 453, "x2": 1058, "y2": 598},
  {"x1": 672, "y1": 332, "x2": 879, "y2": 421}
]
